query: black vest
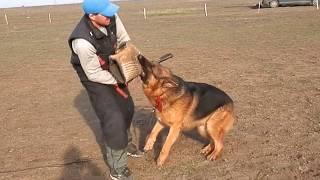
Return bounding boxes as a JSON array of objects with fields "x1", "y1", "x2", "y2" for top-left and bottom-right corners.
[{"x1": 68, "y1": 15, "x2": 117, "y2": 81}]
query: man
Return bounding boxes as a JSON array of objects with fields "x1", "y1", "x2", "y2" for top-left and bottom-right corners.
[{"x1": 68, "y1": 0, "x2": 143, "y2": 179}]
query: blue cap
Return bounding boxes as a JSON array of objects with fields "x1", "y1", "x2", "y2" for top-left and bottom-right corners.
[{"x1": 82, "y1": 0, "x2": 119, "y2": 17}]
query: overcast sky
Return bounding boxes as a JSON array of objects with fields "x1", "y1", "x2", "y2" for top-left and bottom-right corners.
[{"x1": 0, "y1": 0, "x2": 83, "y2": 8}]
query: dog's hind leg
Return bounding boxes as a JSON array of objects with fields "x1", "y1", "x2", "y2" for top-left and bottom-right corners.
[
  {"x1": 197, "y1": 125, "x2": 214, "y2": 156},
  {"x1": 206, "y1": 128, "x2": 224, "y2": 160},
  {"x1": 205, "y1": 107, "x2": 234, "y2": 160}
]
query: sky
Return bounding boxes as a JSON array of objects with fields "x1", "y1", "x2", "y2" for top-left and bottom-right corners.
[{"x1": 0, "y1": 0, "x2": 84, "y2": 8}]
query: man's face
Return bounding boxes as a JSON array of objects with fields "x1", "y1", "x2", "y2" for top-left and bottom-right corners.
[{"x1": 89, "y1": 14, "x2": 111, "y2": 27}]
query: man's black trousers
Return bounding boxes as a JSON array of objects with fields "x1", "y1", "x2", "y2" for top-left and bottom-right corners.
[{"x1": 81, "y1": 81, "x2": 134, "y2": 150}]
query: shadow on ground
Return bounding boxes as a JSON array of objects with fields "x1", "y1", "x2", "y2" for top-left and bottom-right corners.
[
  {"x1": 72, "y1": 90, "x2": 161, "y2": 157},
  {"x1": 59, "y1": 145, "x2": 105, "y2": 180},
  {"x1": 73, "y1": 89, "x2": 210, "y2": 162}
]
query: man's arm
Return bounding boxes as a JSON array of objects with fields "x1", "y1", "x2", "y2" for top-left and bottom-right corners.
[
  {"x1": 72, "y1": 38, "x2": 117, "y2": 84},
  {"x1": 115, "y1": 14, "x2": 130, "y2": 46}
]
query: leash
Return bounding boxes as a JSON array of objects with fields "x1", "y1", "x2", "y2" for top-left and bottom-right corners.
[
  {"x1": 98, "y1": 56, "x2": 128, "y2": 99},
  {"x1": 114, "y1": 84, "x2": 128, "y2": 99},
  {"x1": 98, "y1": 56, "x2": 109, "y2": 70}
]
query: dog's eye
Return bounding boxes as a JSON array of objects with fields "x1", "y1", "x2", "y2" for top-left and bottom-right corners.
[{"x1": 161, "y1": 79, "x2": 177, "y2": 88}]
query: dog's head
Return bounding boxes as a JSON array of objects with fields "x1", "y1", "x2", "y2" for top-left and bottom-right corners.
[{"x1": 137, "y1": 54, "x2": 180, "y2": 93}]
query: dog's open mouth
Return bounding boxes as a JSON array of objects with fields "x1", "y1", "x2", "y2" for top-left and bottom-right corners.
[
  {"x1": 137, "y1": 54, "x2": 151, "y2": 82},
  {"x1": 137, "y1": 53, "x2": 174, "y2": 83},
  {"x1": 139, "y1": 69, "x2": 149, "y2": 83}
]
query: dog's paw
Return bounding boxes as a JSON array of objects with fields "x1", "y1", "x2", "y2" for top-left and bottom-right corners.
[
  {"x1": 206, "y1": 153, "x2": 218, "y2": 161},
  {"x1": 200, "y1": 144, "x2": 213, "y2": 155},
  {"x1": 143, "y1": 139, "x2": 155, "y2": 151},
  {"x1": 156, "y1": 157, "x2": 165, "y2": 166},
  {"x1": 143, "y1": 145, "x2": 153, "y2": 152},
  {"x1": 206, "y1": 149, "x2": 222, "y2": 161},
  {"x1": 156, "y1": 152, "x2": 168, "y2": 166}
]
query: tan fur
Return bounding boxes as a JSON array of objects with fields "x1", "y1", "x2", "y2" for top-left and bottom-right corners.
[{"x1": 140, "y1": 57, "x2": 235, "y2": 166}]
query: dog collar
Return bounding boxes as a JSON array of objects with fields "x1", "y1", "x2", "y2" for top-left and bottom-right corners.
[{"x1": 155, "y1": 96, "x2": 163, "y2": 112}]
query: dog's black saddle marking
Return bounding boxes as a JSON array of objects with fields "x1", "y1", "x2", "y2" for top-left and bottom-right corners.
[{"x1": 186, "y1": 82, "x2": 233, "y2": 120}]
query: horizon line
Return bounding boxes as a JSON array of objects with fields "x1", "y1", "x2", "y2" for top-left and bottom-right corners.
[{"x1": 0, "y1": 0, "x2": 127, "y2": 9}]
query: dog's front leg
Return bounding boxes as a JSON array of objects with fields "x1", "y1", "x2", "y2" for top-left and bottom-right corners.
[
  {"x1": 144, "y1": 121, "x2": 164, "y2": 151},
  {"x1": 157, "y1": 125, "x2": 181, "y2": 166}
]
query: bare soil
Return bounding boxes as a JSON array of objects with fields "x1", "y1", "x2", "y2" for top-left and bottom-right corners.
[{"x1": 0, "y1": 0, "x2": 319, "y2": 179}]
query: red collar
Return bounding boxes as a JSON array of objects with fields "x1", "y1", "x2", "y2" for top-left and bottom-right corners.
[{"x1": 155, "y1": 96, "x2": 163, "y2": 112}]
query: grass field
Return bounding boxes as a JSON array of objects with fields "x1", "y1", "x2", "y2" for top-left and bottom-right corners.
[{"x1": 0, "y1": 0, "x2": 320, "y2": 179}]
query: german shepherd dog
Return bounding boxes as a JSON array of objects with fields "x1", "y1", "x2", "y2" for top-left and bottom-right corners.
[{"x1": 137, "y1": 54, "x2": 235, "y2": 166}]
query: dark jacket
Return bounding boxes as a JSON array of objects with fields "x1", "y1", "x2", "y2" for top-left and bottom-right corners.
[{"x1": 68, "y1": 15, "x2": 117, "y2": 81}]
